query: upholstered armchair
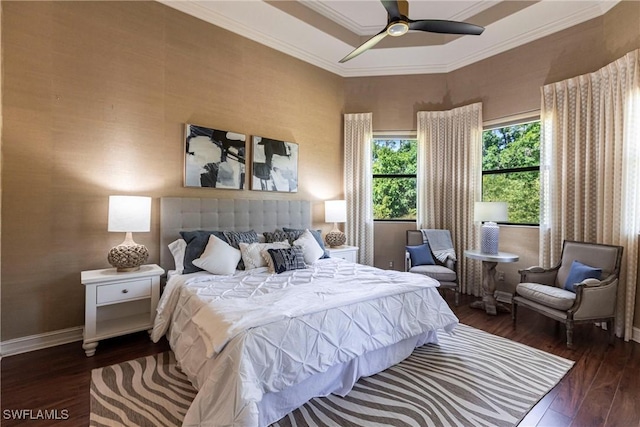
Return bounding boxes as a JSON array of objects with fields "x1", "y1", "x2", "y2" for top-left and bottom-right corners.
[
  {"x1": 512, "y1": 240, "x2": 623, "y2": 347},
  {"x1": 405, "y1": 229, "x2": 459, "y2": 306}
]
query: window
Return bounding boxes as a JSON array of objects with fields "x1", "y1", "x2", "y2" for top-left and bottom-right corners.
[
  {"x1": 482, "y1": 121, "x2": 540, "y2": 225},
  {"x1": 372, "y1": 137, "x2": 417, "y2": 220}
]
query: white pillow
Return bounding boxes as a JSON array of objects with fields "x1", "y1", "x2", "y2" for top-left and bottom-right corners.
[
  {"x1": 239, "y1": 240, "x2": 290, "y2": 270},
  {"x1": 192, "y1": 235, "x2": 241, "y2": 275},
  {"x1": 293, "y1": 229, "x2": 324, "y2": 264},
  {"x1": 168, "y1": 238, "x2": 187, "y2": 274}
]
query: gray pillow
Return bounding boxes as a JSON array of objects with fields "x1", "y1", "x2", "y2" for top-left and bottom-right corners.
[
  {"x1": 263, "y1": 229, "x2": 293, "y2": 244},
  {"x1": 283, "y1": 227, "x2": 329, "y2": 259},
  {"x1": 180, "y1": 230, "x2": 226, "y2": 274},
  {"x1": 223, "y1": 230, "x2": 259, "y2": 270}
]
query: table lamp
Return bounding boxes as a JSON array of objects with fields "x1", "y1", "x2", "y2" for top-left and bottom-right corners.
[
  {"x1": 324, "y1": 200, "x2": 347, "y2": 247},
  {"x1": 474, "y1": 201, "x2": 508, "y2": 255},
  {"x1": 107, "y1": 195, "x2": 151, "y2": 271}
]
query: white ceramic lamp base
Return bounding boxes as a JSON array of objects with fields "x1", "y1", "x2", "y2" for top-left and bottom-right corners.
[{"x1": 480, "y1": 222, "x2": 500, "y2": 255}]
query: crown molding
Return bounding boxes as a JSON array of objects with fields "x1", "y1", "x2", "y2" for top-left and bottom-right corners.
[
  {"x1": 302, "y1": 1, "x2": 380, "y2": 36},
  {"x1": 160, "y1": 1, "x2": 345, "y2": 75},
  {"x1": 159, "y1": 0, "x2": 621, "y2": 78},
  {"x1": 445, "y1": 1, "x2": 619, "y2": 73}
]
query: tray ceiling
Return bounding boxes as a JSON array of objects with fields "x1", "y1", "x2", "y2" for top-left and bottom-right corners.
[{"x1": 160, "y1": 0, "x2": 620, "y2": 77}]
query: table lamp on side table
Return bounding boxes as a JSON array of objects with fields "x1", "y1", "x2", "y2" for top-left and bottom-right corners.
[
  {"x1": 324, "y1": 200, "x2": 347, "y2": 247},
  {"x1": 107, "y1": 195, "x2": 151, "y2": 272}
]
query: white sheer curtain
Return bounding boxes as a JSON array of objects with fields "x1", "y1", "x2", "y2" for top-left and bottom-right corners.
[
  {"x1": 417, "y1": 103, "x2": 483, "y2": 295},
  {"x1": 540, "y1": 49, "x2": 640, "y2": 341},
  {"x1": 344, "y1": 113, "x2": 374, "y2": 265}
]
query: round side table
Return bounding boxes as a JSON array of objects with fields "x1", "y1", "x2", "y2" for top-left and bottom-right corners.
[{"x1": 464, "y1": 249, "x2": 519, "y2": 315}]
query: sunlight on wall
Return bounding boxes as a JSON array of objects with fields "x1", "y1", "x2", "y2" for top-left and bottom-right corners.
[
  {"x1": 308, "y1": 183, "x2": 341, "y2": 201},
  {"x1": 64, "y1": 142, "x2": 166, "y2": 193}
]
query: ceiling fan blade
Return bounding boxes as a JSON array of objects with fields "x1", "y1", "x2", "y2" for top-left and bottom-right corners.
[
  {"x1": 339, "y1": 29, "x2": 388, "y2": 63},
  {"x1": 409, "y1": 19, "x2": 484, "y2": 35},
  {"x1": 380, "y1": 0, "x2": 403, "y2": 21}
]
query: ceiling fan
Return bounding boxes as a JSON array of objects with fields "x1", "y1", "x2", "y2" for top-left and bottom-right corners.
[{"x1": 339, "y1": 0, "x2": 485, "y2": 63}]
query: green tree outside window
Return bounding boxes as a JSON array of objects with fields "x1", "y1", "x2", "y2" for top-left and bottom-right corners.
[
  {"x1": 482, "y1": 122, "x2": 540, "y2": 224},
  {"x1": 372, "y1": 139, "x2": 417, "y2": 220}
]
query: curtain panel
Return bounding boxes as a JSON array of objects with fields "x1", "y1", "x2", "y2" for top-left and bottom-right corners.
[
  {"x1": 540, "y1": 49, "x2": 640, "y2": 341},
  {"x1": 344, "y1": 113, "x2": 374, "y2": 266},
  {"x1": 417, "y1": 103, "x2": 483, "y2": 295}
]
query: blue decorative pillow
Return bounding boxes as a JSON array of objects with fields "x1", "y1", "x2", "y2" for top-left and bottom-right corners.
[
  {"x1": 564, "y1": 260, "x2": 602, "y2": 292},
  {"x1": 180, "y1": 230, "x2": 226, "y2": 274},
  {"x1": 406, "y1": 243, "x2": 436, "y2": 267},
  {"x1": 223, "y1": 230, "x2": 259, "y2": 270},
  {"x1": 283, "y1": 227, "x2": 329, "y2": 259},
  {"x1": 264, "y1": 246, "x2": 307, "y2": 274}
]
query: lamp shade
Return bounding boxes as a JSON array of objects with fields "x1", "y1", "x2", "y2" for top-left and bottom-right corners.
[
  {"x1": 325, "y1": 200, "x2": 347, "y2": 223},
  {"x1": 474, "y1": 201, "x2": 508, "y2": 223},
  {"x1": 108, "y1": 195, "x2": 151, "y2": 232}
]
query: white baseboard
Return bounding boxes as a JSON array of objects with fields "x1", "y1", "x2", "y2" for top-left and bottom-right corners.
[{"x1": 0, "y1": 326, "x2": 83, "y2": 358}]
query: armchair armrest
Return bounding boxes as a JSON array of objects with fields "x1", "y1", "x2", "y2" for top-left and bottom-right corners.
[
  {"x1": 571, "y1": 275, "x2": 618, "y2": 320},
  {"x1": 518, "y1": 265, "x2": 559, "y2": 286},
  {"x1": 444, "y1": 258, "x2": 456, "y2": 272}
]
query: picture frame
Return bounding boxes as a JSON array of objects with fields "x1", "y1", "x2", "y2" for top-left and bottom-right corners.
[
  {"x1": 184, "y1": 124, "x2": 246, "y2": 190},
  {"x1": 251, "y1": 136, "x2": 298, "y2": 193}
]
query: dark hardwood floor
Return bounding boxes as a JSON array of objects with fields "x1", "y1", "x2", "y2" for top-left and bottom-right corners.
[{"x1": 2, "y1": 293, "x2": 639, "y2": 426}]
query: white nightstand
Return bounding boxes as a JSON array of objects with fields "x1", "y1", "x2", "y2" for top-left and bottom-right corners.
[
  {"x1": 326, "y1": 245, "x2": 359, "y2": 263},
  {"x1": 81, "y1": 264, "x2": 164, "y2": 357}
]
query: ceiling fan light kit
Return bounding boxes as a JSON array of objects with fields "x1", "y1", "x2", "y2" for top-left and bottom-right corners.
[
  {"x1": 387, "y1": 21, "x2": 409, "y2": 36},
  {"x1": 340, "y1": 0, "x2": 485, "y2": 63}
]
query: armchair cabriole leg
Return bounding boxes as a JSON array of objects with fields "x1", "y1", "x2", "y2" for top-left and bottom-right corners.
[
  {"x1": 511, "y1": 303, "x2": 517, "y2": 325},
  {"x1": 454, "y1": 290, "x2": 459, "y2": 307},
  {"x1": 566, "y1": 321, "x2": 574, "y2": 348}
]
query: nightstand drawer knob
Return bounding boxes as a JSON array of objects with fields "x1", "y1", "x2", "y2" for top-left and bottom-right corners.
[{"x1": 122, "y1": 289, "x2": 129, "y2": 294}]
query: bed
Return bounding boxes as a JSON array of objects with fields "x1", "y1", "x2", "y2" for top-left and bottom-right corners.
[{"x1": 151, "y1": 197, "x2": 459, "y2": 427}]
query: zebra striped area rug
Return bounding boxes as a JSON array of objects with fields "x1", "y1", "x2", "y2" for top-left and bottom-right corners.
[{"x1": 90, "y1": 324, "x2": 574, "y2": 427}]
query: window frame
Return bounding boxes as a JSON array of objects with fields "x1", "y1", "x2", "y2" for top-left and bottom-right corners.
[
  {"x1": 372, "y1": 131, "x2": 417, "y2": 222},
  {"x1": 481, "y1": 117, "x2": 541, "y2": 226}
]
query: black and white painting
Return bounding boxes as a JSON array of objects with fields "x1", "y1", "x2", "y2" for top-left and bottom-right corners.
[
  {"x1": 251, "y1": 136, "x2": 298, "y2": 192},
  {"x1": 184, "y1": 124, "x2": 246, "y2": 189}
]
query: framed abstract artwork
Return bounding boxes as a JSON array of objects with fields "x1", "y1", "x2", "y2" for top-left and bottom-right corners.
[
  {"x1": 251, "y1": 136, "x2": 298, "y2": 192},
  {"x1": 184, "y1": 124, "x2": 246, "y2": 189}
]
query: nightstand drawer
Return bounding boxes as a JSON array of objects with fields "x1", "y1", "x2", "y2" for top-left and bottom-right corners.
[
  {"x1": 96, "y1": 279, "x2": 151, "y2": 305},
  {"x1": 326, "y1": 246, "x2": 359, "y2": 263}
]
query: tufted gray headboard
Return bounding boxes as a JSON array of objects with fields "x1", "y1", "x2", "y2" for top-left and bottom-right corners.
[{"x1": 160, "y1": 197, "x2": 312, "y2": 272}]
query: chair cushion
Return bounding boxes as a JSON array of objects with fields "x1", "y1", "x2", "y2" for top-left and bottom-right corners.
[
  {"x1": 516, "y1": 283, "x2": 576, "y2": 311},
  {"x1": 564, "y1": 260, "x2": 601, "y2": 292},
  {"x1": 409, "y1": 265, "x2": 456, "y2": 282},
  {"x1": 406, "y1": 243, "x2": 435, "y2": 266}
]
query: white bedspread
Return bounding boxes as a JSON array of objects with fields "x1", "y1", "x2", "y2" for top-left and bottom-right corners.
[{"x1": 152, "y1": 258, "x2": 459, "y2": 427}]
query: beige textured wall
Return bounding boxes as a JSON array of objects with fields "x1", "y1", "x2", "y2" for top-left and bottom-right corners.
[
  {"x1": 373, "y1": 222, "x2": 417, "y2": 271},
  {"x1": 350, "y1": 1, "x2": 640, "y2": 326},
  {"x1": 2, "y1": 1, "x2": 639, "y2": 342},
  {"x1": 0, "y1": 1, "x2": 344, "y2": 340}
]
